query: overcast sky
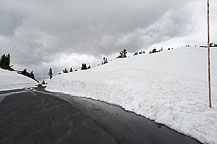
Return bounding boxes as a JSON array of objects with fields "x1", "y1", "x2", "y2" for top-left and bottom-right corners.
[{"x1": 0, "y1": 0, "x2": 216, "y2": 80}]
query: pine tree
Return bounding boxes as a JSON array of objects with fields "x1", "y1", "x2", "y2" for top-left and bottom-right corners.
[
  {"x1": 152, "y1": 48, "x2": 157, "y2": 53},
  {"x1": 42, "y1": 80, "x2": 46, "y2": 85},
  {"x1": 102, "y1": 57, "x2": 108, "y2": 64},
  {"x1": 5, "y1": 54, "x2": 10, "y2": 67},
  {"x1": 123, "y1": 49, "x2": 127, "y2": 57},
  {"x1": 63, "y1": 68, "x2": 68, "y2": 73},
  {"x1": 87, "y1": 65, "x2": 91, "y2": 69},
  {"x1": 0, "y1": 54, "x2": 6, "y2": 69},
  {"x1": 30, "y1": 71, "x2": 35, "y2": 79},
  {"x1": 21, "y1": 69, "x2": 27, "y2": 76},
  {"x1": 134, "y1": 52, "x2": 138, "y2": 56},
  {"x1": 118, "y1": 49, "x2": 127, "y2": 58},
  {"x1": 69, "y1": 67, "x2": 73, "y2": 72},
  {"x1": 149, "y1": 48, "x2": 157, "y2": 54},
  {"x1": 81, "y1": 63, "x2": 87, "y2": 70},
  {"x1": 23, "y1": 69, "x2": 27, "y2": 73},
  {"x1": 0, "y1": 54, "x2": 11, "y2": 69},
  {"x1": 48, "y1": 68, "x2": 53, "y2": 79}
]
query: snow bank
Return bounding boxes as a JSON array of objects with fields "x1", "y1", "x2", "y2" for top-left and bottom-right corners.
[
  {"x1": 47, "y1": 47, "x2": 217, "y2": 144},
  {"x1": 0, "y1": 69, "x2": 38, "y2": 91}
]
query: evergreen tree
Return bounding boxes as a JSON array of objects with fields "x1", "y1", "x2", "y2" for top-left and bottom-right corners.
[
  {"x1": 134, "y1": 52, "x2": 138, "y2": 56},
  {"x1": 81, "y1": 63, "x2": 87, "y2": 70},
  {"x1": 5, "y1": 54, "x2": 10, "y2": 67},
  {"x1": 0, "y1": 54, "x2": 11, "y2": 69},
  {"x1": 42, "y1": 80, "x2": 46, "y2": 85},
  {"x1": 123, "y1": 49, "x2": 127, "y2": 57},
  {"x1": 23, "y1": 69, "x2": 27, "y2": 74},
  {"x1": 63, "y1": 68, "x2": 68, "y2": 73},
  {"x1": 0, "y1": 54, "x2": 6, "y2": 69},
  {"x1": 69, "y1": 67, "x2": 73, "y2": 72},
  {"x1": 102, "y1": 57, "x2": 108, "y2": 64},
  {"x1": 118, "y1": 49, "x2": 127, "y2": 58},
  {"x1": 149, "y1": 48, "x2": 157, "y2": 54},
  {"x1": 16, "y1": 68, "x2": 37, "y2": 81},
  {"x1": 87, "y1": 65, "x2": 91, "y2": 69},
  {"x1": 48, "y1": 68, "x2": 53, "y2": 79},
  {"x1": 152, "y1": 48, "x2": 157, "y2": 53},
  {"x1": 30, "y1": 71, "x2": 35, "y2": 79}
]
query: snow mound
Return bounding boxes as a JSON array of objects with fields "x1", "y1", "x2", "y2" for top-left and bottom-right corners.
[
  {"x1": 0, "y1": 69, "x2": 38, "y2": 91},
  {"x1": 47, "y1": 47, "x2": 217, "y2": 144}
]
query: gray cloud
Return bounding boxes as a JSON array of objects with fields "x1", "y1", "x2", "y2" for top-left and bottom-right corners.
[
  {"x1": 0, "y1": 0, "x2": 215, "y2": 80},
  {"x1": 0, "y1": 8, "x2": 23, "y2": 36}
]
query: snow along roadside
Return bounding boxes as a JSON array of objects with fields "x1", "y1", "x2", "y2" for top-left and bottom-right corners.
[
  {"x1": 0, "y1": 69, "x2": 38, "y2": 91},
  {"x1": 47, "y1": 47, "x2": 217, "y2": 144}
]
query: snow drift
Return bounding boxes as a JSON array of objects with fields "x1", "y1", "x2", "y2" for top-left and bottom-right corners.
[
  {"x1": 0, "y1": 69, "x2": 38, "y2": 91},
  {"x1": 47, "y1": 47, "x2": 217, "y2": 144}
]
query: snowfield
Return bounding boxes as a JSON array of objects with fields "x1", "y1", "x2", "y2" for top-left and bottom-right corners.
[
  {"x1": 0, "y1": 69, "x2": 38, "y2": 91},
  {"x1": 47, "y1": 47, "x2": 217, "y2": 144}
]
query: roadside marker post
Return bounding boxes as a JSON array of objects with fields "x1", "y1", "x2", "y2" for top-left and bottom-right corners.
[{"x1": 207, "y1": 0, "x2": 212, "y2": 108}]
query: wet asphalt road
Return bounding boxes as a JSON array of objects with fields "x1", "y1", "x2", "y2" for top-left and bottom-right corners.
[
  {"x1": 0, "y1": 88, "x2": 116, "y2": 144},
  {"x1": 0, "y1": 87, "x2": 202, "y2": 144}
]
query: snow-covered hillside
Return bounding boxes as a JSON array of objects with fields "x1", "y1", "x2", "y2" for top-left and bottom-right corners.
[
  {"x1": 47, "y1": 47, "x2": 217, "y2": 144},
  {"x1": 0, "y1": 69, "x2": 38, "y2": 91}
]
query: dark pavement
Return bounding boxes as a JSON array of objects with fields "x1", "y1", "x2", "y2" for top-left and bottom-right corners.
[
  {"x1": 0, "y1": 88, "x2": 116, "y2": 144},
  {"x1": 0, "y1": 87, "x2": 202, "y2": 144}
]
